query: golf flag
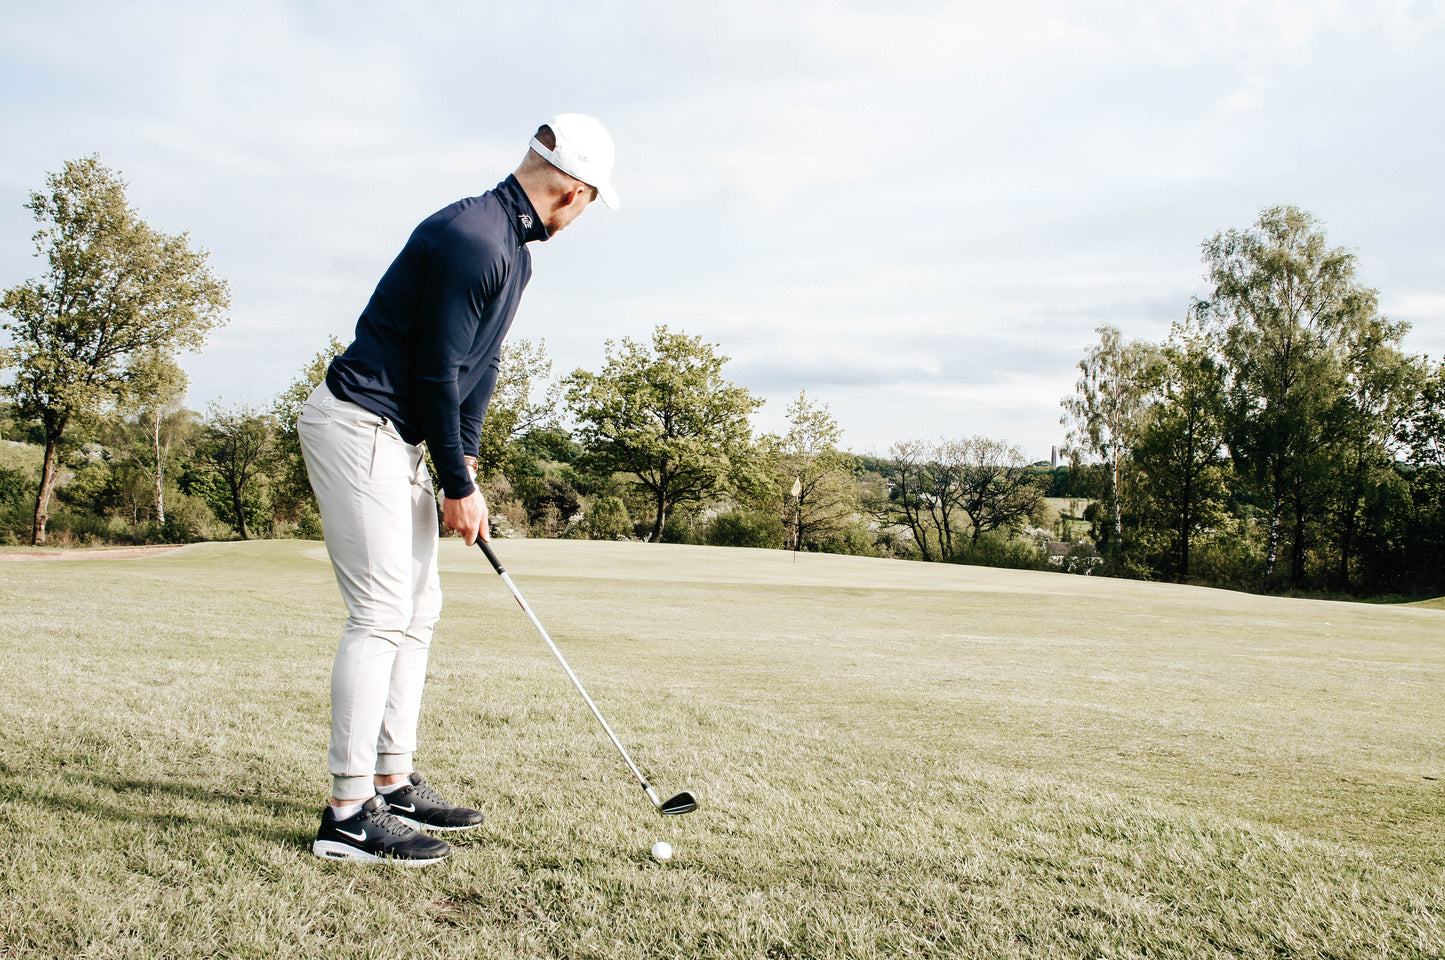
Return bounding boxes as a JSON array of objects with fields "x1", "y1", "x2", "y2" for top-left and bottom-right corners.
[{"x1": 790, "y1": 476, "x2": 802, "y2": 499}]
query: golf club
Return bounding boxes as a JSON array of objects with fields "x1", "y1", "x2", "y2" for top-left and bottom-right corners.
[{"x1": 477, "y1": 539, "x2": 698, "y2": 816}]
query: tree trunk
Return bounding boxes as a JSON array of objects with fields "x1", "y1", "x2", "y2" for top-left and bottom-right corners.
[
  {"x1": 1289, "y1": 495, "x2": 1308, "y2": 588},
  {"x1": 1112, "y1": 451, "x2": 1123, "y2": 538},
  {"x1": 1264, "y1": 497, "x2": 1282, "y2": 586},
  {"x1": 1335, "y1": 453, "x2": 1365, "y2": 592},
  {"x1": 1178, "y1": 417, "x2": 1196, "y2": 580},
  {"x1": 31, "y1": 436, "x2": 62, "y2": 546},
  {"x1": 152, "y1": 415, "x2": 167, "y2": 525},
  {"x1": 648, "y1": 492, "x2": 667, "y2": 543},
  {"x1": 231, "y1": 483, "x2": 249, "y2": 540}
]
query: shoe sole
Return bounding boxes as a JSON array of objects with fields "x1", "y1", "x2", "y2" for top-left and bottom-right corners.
[
  {"x1": 389, "y1": 813, "x2": 485, "y2": 833},
  {"x1": 312, "y1": 840, "x2": 448, "y2": 865}
]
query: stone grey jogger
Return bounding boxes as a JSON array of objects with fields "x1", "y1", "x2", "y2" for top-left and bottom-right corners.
[{"x1": 297, "y1": 381, "x2": 443, "y2": 802}]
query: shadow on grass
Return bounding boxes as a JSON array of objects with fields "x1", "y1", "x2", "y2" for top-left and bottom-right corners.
[{"x1": 0, "y1": 764, "x2": 318, "y2": 852}]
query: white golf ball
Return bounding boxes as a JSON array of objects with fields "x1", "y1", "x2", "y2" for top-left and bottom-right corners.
[{"x1": 650, "y1": 841, "x2": 673, "y2": 861}]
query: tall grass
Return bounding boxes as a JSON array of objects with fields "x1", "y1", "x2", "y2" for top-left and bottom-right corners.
[{"x1": 1, "y1": 540, "x2": 1441, "y2": 958}]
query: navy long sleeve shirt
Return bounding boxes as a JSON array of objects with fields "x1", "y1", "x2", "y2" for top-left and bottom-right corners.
[{"x1": 326, "y1": 175, "x2": 549, "y2": 498}]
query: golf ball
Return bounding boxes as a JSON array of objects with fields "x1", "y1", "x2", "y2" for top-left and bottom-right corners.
[{"x1": 650, "y1": 841, "x2": 673, "y2": 861}]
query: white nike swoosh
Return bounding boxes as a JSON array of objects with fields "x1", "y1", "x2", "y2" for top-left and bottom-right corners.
[
  {"x1": 390, "y1": 802, "x2": 416, "y2": 813},
  {"x1": 338, "y1": 827, "x2": 367, "y2": 842}
]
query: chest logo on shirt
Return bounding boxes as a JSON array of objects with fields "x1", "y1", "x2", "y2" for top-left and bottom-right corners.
[{"x1": 519, "y1": 214, "x2": 533, "y2": 228}]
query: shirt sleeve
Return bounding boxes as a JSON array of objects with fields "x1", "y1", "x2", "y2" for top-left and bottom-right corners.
[
  {"x1": 412, "y1": 225, "x2": 506, "y2": 499},
  {"x1": 459, "y1": 354, "x2": 502, "y2": 465}
]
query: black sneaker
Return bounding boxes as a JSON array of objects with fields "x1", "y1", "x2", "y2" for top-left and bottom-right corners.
[
  {"x1": 312, "y1": 795, "x2": 451, "y2": 865},
  {"x1": 380, "y1": 774, "x2": 485, "y2": 832}
]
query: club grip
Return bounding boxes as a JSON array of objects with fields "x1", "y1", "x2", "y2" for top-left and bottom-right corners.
[{"x1": 477, "y1": 538, "x2": 504, "y2": 573}]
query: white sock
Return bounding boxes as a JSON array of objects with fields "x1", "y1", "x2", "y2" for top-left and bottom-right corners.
[
  {"x1": 377, "y1": 778, "x2": 410, "y2": 795},
  {"x1": 332, "y1": 799, "x2": 366, "y2": 820}
]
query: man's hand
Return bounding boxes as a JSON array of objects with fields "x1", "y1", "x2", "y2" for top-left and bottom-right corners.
[{"x1": 442, "y1": 489, "x2": 489, "y2": 545}]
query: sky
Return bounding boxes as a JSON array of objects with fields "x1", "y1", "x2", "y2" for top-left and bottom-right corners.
[{"x1": 2, "y1": 0, "x2": 1442, "y2": 460}]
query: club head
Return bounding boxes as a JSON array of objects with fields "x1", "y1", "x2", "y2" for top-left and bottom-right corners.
[{"x1": 659, "y1": 790, "x2": 698, "y2": 816}]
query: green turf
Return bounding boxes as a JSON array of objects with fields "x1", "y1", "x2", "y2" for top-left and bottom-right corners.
[{"x1": 2, "y1": 539, "x2": 1441, "y2": 958}]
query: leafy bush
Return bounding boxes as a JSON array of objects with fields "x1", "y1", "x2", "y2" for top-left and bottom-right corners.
[
  {"x1": 488, "y1": 497, "x2": 531, "y2": 539},
  {"x1": 0, "y1": 466, "x2": 34, "y2": 507},
  {"x1": 947, "y1": 532, "x2": 1055, "y2": 572},
  {"x1": 816, "y1": 518, "x2": 883, "y2": 557},
  {"x1": 660, "y1": 510, "x2": 704, "y2": 545},
  {"x1": 706, "y1": 509, "x2": 784, "y2": 549},
  {"x1": 160, "y1": 493, "x2": 226, "y2": 543},
  {"x1": 0, "y1": 468, "x2": 33, "y2": 543},
  {"x1": 55, "y1": 460, "x2": 113, "y2": 510},
  {"x1": 1188, "y1": 518, "x2": 1266, "y2": 590},
  {"x1": 293, "y1": 506, "x2": 325, "y2": 541},
  {"x1": 46, "y1": 508, "x2": 116, "y2": 546},
  {"x1": 570, "y1": 495, "x2": 632, "y2": 541}
]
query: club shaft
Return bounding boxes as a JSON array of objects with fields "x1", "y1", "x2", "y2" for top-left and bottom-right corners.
[{"x1": 493, "y1": 567, "x2": 661, "y2": 806}]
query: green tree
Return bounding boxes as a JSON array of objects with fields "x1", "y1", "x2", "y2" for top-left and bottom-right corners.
[
  {"x1": 271, "y1": 335, "x2": 346, "y2": 527},
  {"x1": 1201, "y1": 205, "x2": 1401, "y2": 587},
  {"x1": 870, "y1": 436, "x2": 1043, "y2": 562},
  {"x1": 109, "y1": 347, "x2": 193, "y2": 525},
  {"x1": 1401, "y1": 358, "x2": 1445, "y2": 471},
  {"x1": 951, "y1": 436, "x2": 1046, "y2": 545},
  {"x1": 870, "y1": 439, "x2": 950, "y2": 561},
  {"x1": 0, "y1": 156, "x2": 228, "y2": 543},
  {"x1": 1061, "y1": 325, "x2": 1159, "y2": 545},
  {"x1": 191, "y1": 403, "x2": 277, "y2": 540},
  {"x1": 1132, "y1": 316, "x2": 1229, "y2": 580},
  {"x1": 1321, "y1": 330, "x2": 1423, "y2": 590},
  {"x1": 761, "y1": 391, "x2": 859, "y2": 553},
  {"x1": 571, "y1": 493, "x2": 633, "y2": 541},
  {"x1": 1396, "y1": 358, "x2": 1445, "y2": 596},
  {"x1": 564, "y1": 326, "x2": 762, "y2": 542},
  {"x1": 476, "y1": 338, "x2": 557, "y2": 479}
]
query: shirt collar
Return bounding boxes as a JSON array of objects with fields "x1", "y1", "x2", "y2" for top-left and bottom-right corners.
[{"x1": 496, "y1": 174, "x2": 550, "y2": 244}]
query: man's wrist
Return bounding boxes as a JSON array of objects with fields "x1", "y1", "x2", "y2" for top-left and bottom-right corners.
[{"x1": 445, "y1": 481, "x2": 477, "y2": 501}]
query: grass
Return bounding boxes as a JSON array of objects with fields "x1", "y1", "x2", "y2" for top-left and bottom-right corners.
[{"x1": 1, "y1": 539, "x2": 1442, "y2": 959}]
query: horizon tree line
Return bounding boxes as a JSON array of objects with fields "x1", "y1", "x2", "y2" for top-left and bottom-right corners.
[{"x1": 2, "y1": 157, "x2": 1441, "y2": 598}]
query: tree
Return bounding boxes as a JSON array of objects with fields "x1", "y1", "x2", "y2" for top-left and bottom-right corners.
[
  {"x1": 191, "y1": 403, "x2": 277, "y2": 540},
  {"x1": 0, "y1": 156, "x2": 228, "y2": 543},
  {"x1": 271, "y1": 335, "x2": 346, "y2": 526},
  {"x1": 1131, "y1": 316, "x2": 1230, "y2": 580},
  {"x1": 1061, "y1": 325, "x2": 1158, "y2": 545},
  {"x1": 1400, "y1": 358, "x2": 1445, "y2": 472},
  {"x1": 475, "y1": 338, "x2": 557, "y2": 478},
  {"x1": 110, "y1": 347, "x2": 192, "y2": 525},
  {"x1": 761, "y1": 391, "x2": 859, "y2": 553},
  {"x1": 1395, "y1": 358, "x2": 1445, "y2": 596},
  {"x1": 1201, "y1": 205, "x2": 1399, "y2": 587},
  {"x1": 870, "y1": 439, "x2": 941, "y2": 561},
  {"x1": 951, "y1": 436, "x2": 1046, "y2": 545},
  {"x1": 1321, "y1": 329, "x2": 1422, "y2": 589},
  {"x1": 564, "y1": 326, "x2": 762, "y2": 542}
]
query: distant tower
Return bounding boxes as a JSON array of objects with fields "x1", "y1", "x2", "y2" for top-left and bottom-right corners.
[{"x1": 1051, "y1": 445, "x2": 1058, "y2": 468}]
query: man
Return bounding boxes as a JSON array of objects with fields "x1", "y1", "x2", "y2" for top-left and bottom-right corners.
[{"x1": 298, "y1": 114, "x2": 619, "y2": 864}]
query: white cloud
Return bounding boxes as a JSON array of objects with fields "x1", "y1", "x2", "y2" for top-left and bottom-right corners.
[{"x1": 1, "y1": 0, "x2": 1442, "y2": 445}]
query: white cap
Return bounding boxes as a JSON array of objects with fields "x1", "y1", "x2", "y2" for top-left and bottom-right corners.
[{"x1": 530, "y1": 113, "x2": 620, "y2": 210}]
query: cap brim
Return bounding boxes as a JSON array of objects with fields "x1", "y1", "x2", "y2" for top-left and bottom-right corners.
[{"x1": 597, "y1": 182, "x2": 619, "y2": 211}]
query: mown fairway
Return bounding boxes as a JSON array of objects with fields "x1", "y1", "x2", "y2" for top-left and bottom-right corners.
[{"x1": 1, "y1": 539, "x2": 1441, "y2": 959}]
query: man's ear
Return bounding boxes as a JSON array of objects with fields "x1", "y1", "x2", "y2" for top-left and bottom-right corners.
[{"x1": 553, "y1": 183, "x2": 586, "y2": 211}]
